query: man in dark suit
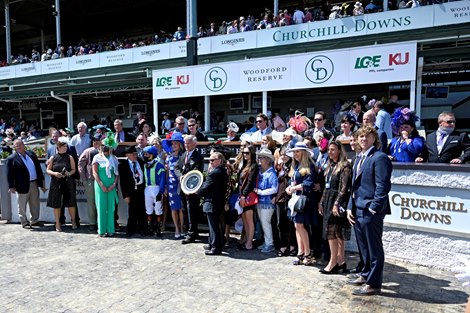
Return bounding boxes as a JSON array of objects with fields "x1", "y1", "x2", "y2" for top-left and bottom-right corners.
[
  {"x1": 178, "y1": 135, "x2": 204, "y2": 244},
  {"x1": 7, "y1": 139, "x2": 46, "y2": 228},
  {"x1": 113, "y1": 119, "x2": 136, "y2": 157},
  {"x1": 197, "y1": 152, "x2": 228, "y2": 255},
  {"x1": 119, "y1": 146, "x2": 147, "y2": 237},
  {"x1": 346, "y1": 126, "x2": 392, "y2": 296},
  {"x1": 416, "y1": 111, "x2": 470, "y2": 164}
]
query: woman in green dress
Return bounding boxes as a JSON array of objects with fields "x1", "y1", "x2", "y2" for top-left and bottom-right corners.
[{"x1": 92, "y1": 132, "x2": 119, "y2": 237}]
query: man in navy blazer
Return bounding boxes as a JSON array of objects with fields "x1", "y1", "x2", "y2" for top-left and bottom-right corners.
[
  {"x1": 416, "y1": 111, "x2": 470, "y2": 164},
  {"x1": 7, "y1": 139, "x2": 46, "y2": 227},
  {"x1": 197, "y1": 152, "x2": 228, "y2": 255},
  {"x1": 346, "y1": 126, "x2": 392, "y2": 296}
]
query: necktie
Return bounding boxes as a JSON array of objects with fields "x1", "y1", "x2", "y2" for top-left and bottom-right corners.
[
  {"x1": 116, "y1": 133, "x2": 121, "y2": 143},
  {"x1": 437, "y1": 133, "x2": 446, "y2": 153},
  {"x1": 185, "y1": 152, "x2": 189, "y2": 164},
  {"x1": 133, "y1": 161, "x2": 140, "y2": 183},
  {"x1": 356, "y1": 154, "x2": 365, "y2": 175}
]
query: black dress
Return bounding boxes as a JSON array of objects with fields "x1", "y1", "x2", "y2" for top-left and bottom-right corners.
[
  {"x1": 47, "y1": 153, "x2": 77, "y2": 208},
  {"x1": 320, "y1": 162, "x2": 352, "y2": 240}
]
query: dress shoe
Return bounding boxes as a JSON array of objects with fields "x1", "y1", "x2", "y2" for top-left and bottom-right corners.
[
  {"x1": 205, "y1": 249, "x2": 222, "y2": 256},
  {"x1": 347, "y1": 273, "x2": 362, "y2": 279},
  {"x1": 22, "y1": 223, "x2": 30, "y2": 229},
  {"x1": 203, "y1": 244, "x2": 212, "y2": 251},
  {"x1": 347, "y1": 276, "x2": 367, "y2": 286},
  {"x1": 30, "y1": 221, "x2": 43, "y2": 227},
  {"x1": 352, "y1": 285, "x2": 381, "y2": 296}
]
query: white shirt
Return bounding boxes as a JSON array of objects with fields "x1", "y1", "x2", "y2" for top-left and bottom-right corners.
[
  {"x1": 128, "y1": 159, "x2": 143, "y2": 186},
  {"x1": 20, "y1": 153, "x2": 37, "y2": 181}
]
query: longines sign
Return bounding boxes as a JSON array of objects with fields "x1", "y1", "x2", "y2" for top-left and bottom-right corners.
[
  {"x1": 152, "y1": 42, "x2": 417, "y2": 99},
  {"x1": 386, "y1": 185, "x2": 470, "y2": 236}
]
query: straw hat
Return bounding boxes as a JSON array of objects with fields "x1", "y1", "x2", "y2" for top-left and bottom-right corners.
[
  {"x1": 256, "y1": 148, "x2": 275, "y2": 162},
  {"x1": 227, "y1": 122, "x2": 239, "y2": 133},
  {"x1": 286, "y1": 142, "x2": 314, "y2": 158}
]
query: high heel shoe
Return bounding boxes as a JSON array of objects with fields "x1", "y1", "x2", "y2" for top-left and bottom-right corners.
[
  {"x1": 320, "y1": 263, "x2": 340, "y2": 274},
  {"x1": 302, "y1": 252, "x2": 316, "y2": 266},
  {"x1": 293, "y1": 253, "x2": 304, "y2": 265},
  {"x1": 338, "y1": 263, "x2": 349, "y2": 274}
]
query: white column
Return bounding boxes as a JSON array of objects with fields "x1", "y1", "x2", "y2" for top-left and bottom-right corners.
[
  {"x1": 204, "y1": 96, "x2": 210, "y2": 132},
  {"x1": 262, "y1": 91, "x2": 268, "y2": 115},
  {"x1": 67, "y1": 93, "x2": 73, "y2": 128},
  {"x1": 415, "y1": 57, "x2": 424, "y2": 128},
  {"x1": 153, "y1": 99, "x2": 159, "y2": 133}
]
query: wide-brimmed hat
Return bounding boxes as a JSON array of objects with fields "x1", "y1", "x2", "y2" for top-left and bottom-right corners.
[
  {"x1": 354, "y1": 1, "x2": 363, "y2": 7},
  {"x1": 143, "y1": 145, "x2": 158, "y2": 157},
  {"x1": 341, "y1": 101, "x2": 353, "y2": 111},
  {"x1": 227, "y1": 122, "x2": 239, "y2": 133},
  {"x1": 92, "y1": 125, "x2": 111, "y2": 132},
  {"x1": 286, "y1": 142, "x2": 314, "y2": 158},
  {"x1": 162, "y1": 132, "x2": 184, "y2": 153},
  {"x1": 332, "y1": 5, "x2": 341, "y2": 11},
  {"x1": 124, "y1": 145, "x2": 137, "y2": 154},
  {"x1": 58, "y1": 137, "x2": 69, "y2": 144},
  {"x1": 272, "y1": 128, "x2": 297, "y2": 144},
  {"x1": 102, "y1": 132, "x2": 118, "y2": 149},
  {"x1": 256, "y1": 148, "x2": 275, "y2": 162}
]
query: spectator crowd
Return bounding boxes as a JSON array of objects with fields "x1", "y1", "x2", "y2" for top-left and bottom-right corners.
[{"x1": 0, "y1": 0, "x2": 451, "y2": 67}]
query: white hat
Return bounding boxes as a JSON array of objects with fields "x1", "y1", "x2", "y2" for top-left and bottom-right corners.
[
  {"x1": 355, "y1": 1, "x2": 363, "y2": 7},
  {"x1": 256, "y1": 148, "x2": 275, "y2": 162},
  {"x1": 272, "y1": 128, "x2": 298, "y2": 144},
  {"x1": 58, "y1": 137, "x2": 69, "y2": 144},
  {"x1": 332, "y1": 5, "x2": 341, "y2": 10},
  {"x1": 286, "y1": 142, "x2": 314, "y2": 158},
  {"x1": 227, "y1": 122, "x2": 239, "y2": 133}
]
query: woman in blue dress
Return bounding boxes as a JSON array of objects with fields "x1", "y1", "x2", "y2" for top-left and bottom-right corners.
[
  {"x1": 286, "y1": 142, "x2": 317, "y2": 266},
  {"x1": 162, "y1": 132, "x2": 185, "y2": 238}
]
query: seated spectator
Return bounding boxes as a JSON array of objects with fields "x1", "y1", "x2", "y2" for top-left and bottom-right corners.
[
  {"x1": 304, "y1": 8, "x2": 313, "y2": 22},
  {"x1": 416, "y1": 111, "x2": 470, "y2": 164},
  {"x1": 173, "y1": 27, "x2": 185, "y2": 41},
  {"x1": 207, "y1": 22, "x2": 218, "y2": 36},
  {"x1": 406, "y1": 0, "x2": 421, "y2": 8},
  {"x1": 353, "y1": 2, "x2": 365, "y2": 15},
  {"x1": 239, "y1": 20, "x2": 251, "y2": 32},
  {"x1": 227, "y1": 20, "x2": 238, "y2": 34},
  {"x1": 365, "y1": 0, "x2": 379, "y2": 12},
  {"x1": 197, "y1": 26, "x2": 207, "y2": 38},
  {"x1": 329, "y1": 6, "x2": 342, "y2": 19},
  {"x1": 336, "y1": 116, "x2": 356, "y2": 141}
]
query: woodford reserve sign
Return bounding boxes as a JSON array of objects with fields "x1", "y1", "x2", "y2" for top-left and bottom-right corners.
[{"x1": 386, "y1": 184, "x2": 470, "y2": 236}]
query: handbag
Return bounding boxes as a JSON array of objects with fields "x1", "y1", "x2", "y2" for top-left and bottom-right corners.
[
  {"x1": 240, "y1": 171, "x2": 258, "y2": 208},
  {"x1": 244, "y1": 191, "x2": 259, "y2": 207},
  {"x1": 288, "y1": 192, "x2": 307, "y2": 213}
]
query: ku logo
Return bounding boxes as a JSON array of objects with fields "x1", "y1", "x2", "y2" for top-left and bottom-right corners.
[
  {"x1": 205, "y1": 67, "x2": 227, "y2": 92},
  {"x1": 305, "y1": 55, "x2": 334, "y2": 84},
  {"x1": 389, "y1": 52, "x2": 409, "y2": 66},
  {"x1": 177, "y1": 75, "x2": 190, "y2": 85}
]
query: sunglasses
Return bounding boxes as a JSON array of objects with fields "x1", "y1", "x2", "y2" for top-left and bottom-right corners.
[
  {"x1": 188, "y1": 124, "x2": 196, "y2": 127},
  {"x1": 444, "y1": 120, "x2": 456, "y2": 124},
  {"x1": 314, "y1": 118, "x2": 323, "y2": 122},
  {"x1": 255, "y1": 120, "x2": 264, "y2": 123},
  {"x1": 209, "y1": 159, "x2": 219, "y2": 162},
  {"x1": 242, "y1": 152, "x2": 250, "y2": 155},
  {"x1": 177, "y1": 122, "x2": 185, "y2": 125}
]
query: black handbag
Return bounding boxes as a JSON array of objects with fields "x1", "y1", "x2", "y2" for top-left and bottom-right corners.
[{"x1": 293, "y1": 193, "x2": 307, "y2": 213}]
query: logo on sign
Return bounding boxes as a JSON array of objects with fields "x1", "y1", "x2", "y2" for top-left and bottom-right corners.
[
  {"x1": 177, "y1": 75, "x2": 190, "y2": 85},
  {"x1": 205, "y1": 67, "x2": 227, "y2": 92},
  {"x1": 354, "y1": 55, "x2": 382, "y2": 69},
  {"x1": 305, "y1": 55, "x2": 334, "y2": 84},
  {"x1": 389, "y1": 52, "x2": 409, "y2": 66},
  {"x1": 156, "y1": 77, "x2": 172, "y2": 87}
]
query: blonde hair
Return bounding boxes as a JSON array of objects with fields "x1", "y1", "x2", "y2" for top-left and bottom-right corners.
[{"x1": 289, "y1": 150, "x2": 311, "y2": 177}]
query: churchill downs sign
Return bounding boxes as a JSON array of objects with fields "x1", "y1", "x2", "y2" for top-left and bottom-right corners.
[{"x1": 386, "y1": 185, "x2": 470, "y2": 236}]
